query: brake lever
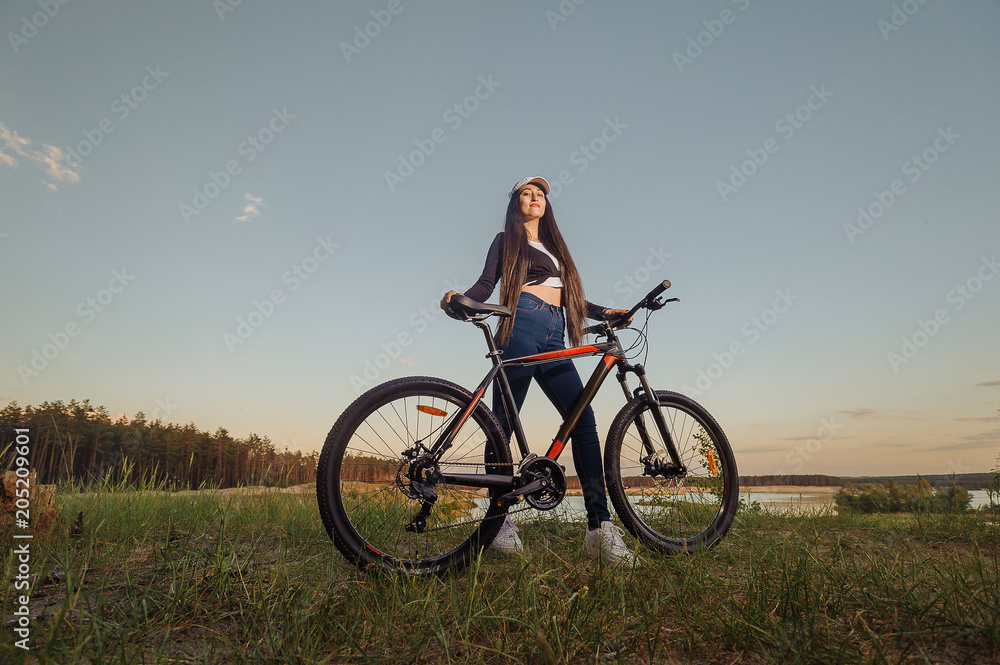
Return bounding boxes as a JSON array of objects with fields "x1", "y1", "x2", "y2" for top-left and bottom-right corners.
[{"x1": 646, "y1": 296, "x2": 680, "y2": 312}]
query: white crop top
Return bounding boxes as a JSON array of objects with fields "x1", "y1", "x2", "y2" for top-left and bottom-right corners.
[{"x1": 527, "y1": 241, "x2": 563, "y2": 288}]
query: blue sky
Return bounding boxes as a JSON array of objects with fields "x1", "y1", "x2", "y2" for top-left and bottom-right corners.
[{"x1": 2, "y1": 0, "x2": 998, "y2": 477}]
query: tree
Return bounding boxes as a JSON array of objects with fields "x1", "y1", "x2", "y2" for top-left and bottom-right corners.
[{"x1": 1, "y1": 399, "x2": 317, "y2": 489}]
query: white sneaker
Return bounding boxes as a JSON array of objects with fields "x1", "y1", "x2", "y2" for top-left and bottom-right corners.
[
  {"x1": 491, "y1": 516, "x2": 522, "y2": 554},
  {"x1": 585, "y1": 522, "x2": 636, "y2": 566}
]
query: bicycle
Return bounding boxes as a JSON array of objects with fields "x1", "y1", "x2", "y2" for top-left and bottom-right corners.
[{"x1": 316, "y1": 279, "x2": 738, "y2": 575}]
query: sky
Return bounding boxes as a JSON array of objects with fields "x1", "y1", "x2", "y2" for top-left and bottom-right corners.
[{"x1": 1, "y1": 0, "x2": 998, "y2": 478}]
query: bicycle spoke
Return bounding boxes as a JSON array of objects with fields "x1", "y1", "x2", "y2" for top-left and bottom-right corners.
[
  {"x1": 318, "y1": 378, "x2": 511, "y2": 574},
  {"x1": 606, "y1": 391, "x2": 738, "y2": 553}
]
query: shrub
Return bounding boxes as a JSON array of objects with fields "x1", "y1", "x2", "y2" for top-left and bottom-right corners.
[{"x1": 835, "y1": 477, "x2": 971, "y2": 514}]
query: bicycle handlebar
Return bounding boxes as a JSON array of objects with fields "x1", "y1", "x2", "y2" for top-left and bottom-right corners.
[
  {"x1": 618, "y1": 279, "x2": 671, "y2": 321},
  {"x1": 445, "y1": 279, "x2": 675, "y2": 332},
  {"x1": 648, "y1": 279, "x2": 671, "y2": 301},
  {"x1": 584, "y1": 279, "x2": 676, "y2": 336}
]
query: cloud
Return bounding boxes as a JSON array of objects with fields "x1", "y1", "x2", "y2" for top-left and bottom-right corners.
[
  {"x1": 235, "y1": 192, "x2": 263, "y2": 222},
  {"x1": 955, "y1": 414, "x2": 1000, "y2": 422},
  {"x1": 0, "y1": 121, "x2": 80, "y2": 189},
  {"x1": 837, "y1": 407, "x2": 919, "y2": 421},
  {"x1": 924, "y1": 428, "x2": 1000, "y2": 451},
  {"x1": 40, "y1": 145, "x2": 80, "y2": 188},
  {"x1": 869, "y1": 439, "x2": 915, "y2": 449},
  {"x1": 976, "y1": 380, "x2": 1000, "y2": 387},
  {"x1": 735, "y1": 444, "x2": 788, "y2": 454},
  {"x1": 0, "y1": 122, "x2": 31, "y2": 164},
  {"x1": 780, "y1": 434, "x2": 855, "y2": 442}
]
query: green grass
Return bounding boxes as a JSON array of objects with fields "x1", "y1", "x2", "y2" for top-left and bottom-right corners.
[{"x1": 2, "y1": 487, "x2": 998, "y2": 664}]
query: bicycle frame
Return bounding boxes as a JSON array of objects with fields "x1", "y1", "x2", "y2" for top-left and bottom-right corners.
[{"x1": 427, "y1": 317, "x2": 683, "y2": 492}]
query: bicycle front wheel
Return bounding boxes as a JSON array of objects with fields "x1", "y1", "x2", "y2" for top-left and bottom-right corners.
[
  {"x1": 317, "y1": 376, "x2": 512, "y2": 575},
  {"x1": 605, "y1": 391, "x2": 738, "y2": 553}
]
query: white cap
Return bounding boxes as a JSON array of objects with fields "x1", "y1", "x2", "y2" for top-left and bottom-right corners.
[{"x1": 509, "y1": 176, "x2": 550, "y2": 196}]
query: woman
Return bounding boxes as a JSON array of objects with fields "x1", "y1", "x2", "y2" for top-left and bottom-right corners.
[{"x1": 440, "y1": 176, "x2": 636, "y2": 566}]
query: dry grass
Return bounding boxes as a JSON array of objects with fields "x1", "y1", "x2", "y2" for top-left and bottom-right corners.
[{"x1": 1, "y1": 484, "x2": 997, "y2": 664}]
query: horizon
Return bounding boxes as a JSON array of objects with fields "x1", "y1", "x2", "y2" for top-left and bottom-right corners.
[{"x1": 4, "y1": 393, "x2": 996, "y2": 484}]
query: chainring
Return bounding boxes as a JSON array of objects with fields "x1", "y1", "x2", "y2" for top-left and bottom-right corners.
[{"x1": 521, "y1": 456, "x2": 567, "y2": 511}]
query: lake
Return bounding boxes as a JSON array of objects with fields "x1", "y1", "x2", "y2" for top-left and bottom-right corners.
[{"x1": 505, "y1": 488, "x2": 998, "y2": 522}]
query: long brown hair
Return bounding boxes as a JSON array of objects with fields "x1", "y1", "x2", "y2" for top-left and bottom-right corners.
[{"x1": 496, "y1": 189, "x2": 590, "y2": 347}]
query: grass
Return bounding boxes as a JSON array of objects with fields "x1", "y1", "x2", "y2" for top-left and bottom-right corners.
[{"x1": 2, "y1": 485, "x2": 998, "y2": 664}]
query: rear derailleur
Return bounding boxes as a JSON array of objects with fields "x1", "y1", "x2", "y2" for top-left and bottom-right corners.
[{"x1": 398, "y1": 450, "x2": 440, "y2": 534}]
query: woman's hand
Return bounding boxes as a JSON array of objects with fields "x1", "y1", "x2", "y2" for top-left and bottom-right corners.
[
  {"x1": 604, "y1": 308, "x2": 633, "y2": 328},
  {"x1": 440, "y1": 290, "x2": 459, "y2": 312}
]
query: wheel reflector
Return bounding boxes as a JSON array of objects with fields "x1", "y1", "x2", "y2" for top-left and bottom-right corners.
[
  {"x1": 707, "y1": 449, "x2": 718, "y2": 476},
  {"x1": 416, "y1": 405, "x2": 448, "y2": 417}
]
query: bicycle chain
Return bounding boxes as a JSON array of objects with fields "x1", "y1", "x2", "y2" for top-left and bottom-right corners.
[
  {"x1": 398, "y1": 458, "x2": 536, "y2": 535},
  {"x1": 413, "y1": 502, "x2": 534, "y2": 535}
]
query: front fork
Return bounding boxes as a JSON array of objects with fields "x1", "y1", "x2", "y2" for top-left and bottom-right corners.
[{"x1": 616, "y1": 362, "x2": 685, "y2": 474}]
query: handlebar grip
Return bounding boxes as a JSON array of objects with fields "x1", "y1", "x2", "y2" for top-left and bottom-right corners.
[
  {"x1": 648, "y1": 280, "x2": 671, "y2": 300},
  {"x1": 443, "y1": 294, "x2": 464, "y2": 321}
]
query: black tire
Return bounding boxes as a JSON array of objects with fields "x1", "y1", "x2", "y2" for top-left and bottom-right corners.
[
  {"x1": 605, "y1": 391, "x2": 738, "y2": 553},
  {"x1": 317, "y1": 376, "x2": 512, "y2": 575}
]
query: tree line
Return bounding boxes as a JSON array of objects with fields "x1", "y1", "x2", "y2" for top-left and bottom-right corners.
[
  {"x1": 740, "y1": 474, "x2": 843, "y2": 487},
  {"x1": 0, "y1": 400, "x2": 317, "y2": 489}
]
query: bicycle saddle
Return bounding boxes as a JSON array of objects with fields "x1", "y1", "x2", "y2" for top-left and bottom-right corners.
[{"x1": 446, "y1": 294, "x2": 512, "y2": 320}]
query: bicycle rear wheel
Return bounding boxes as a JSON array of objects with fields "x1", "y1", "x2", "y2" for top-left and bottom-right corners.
[
  {"x1": 605, "y1": 391, "x2": 738, "y2": 553},
  {"x1": 317, "y1": 376, "x2": 512, "y2": 575}
]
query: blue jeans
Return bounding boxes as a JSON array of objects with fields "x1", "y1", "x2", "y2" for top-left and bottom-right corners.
[{"x1": 492, "y1": 292, "x2": 612, "y2": 529}]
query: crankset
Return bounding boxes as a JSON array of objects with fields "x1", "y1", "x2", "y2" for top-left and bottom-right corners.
[{"x1": 501, "y1": 455, "x2": 567, "y2": 511}]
